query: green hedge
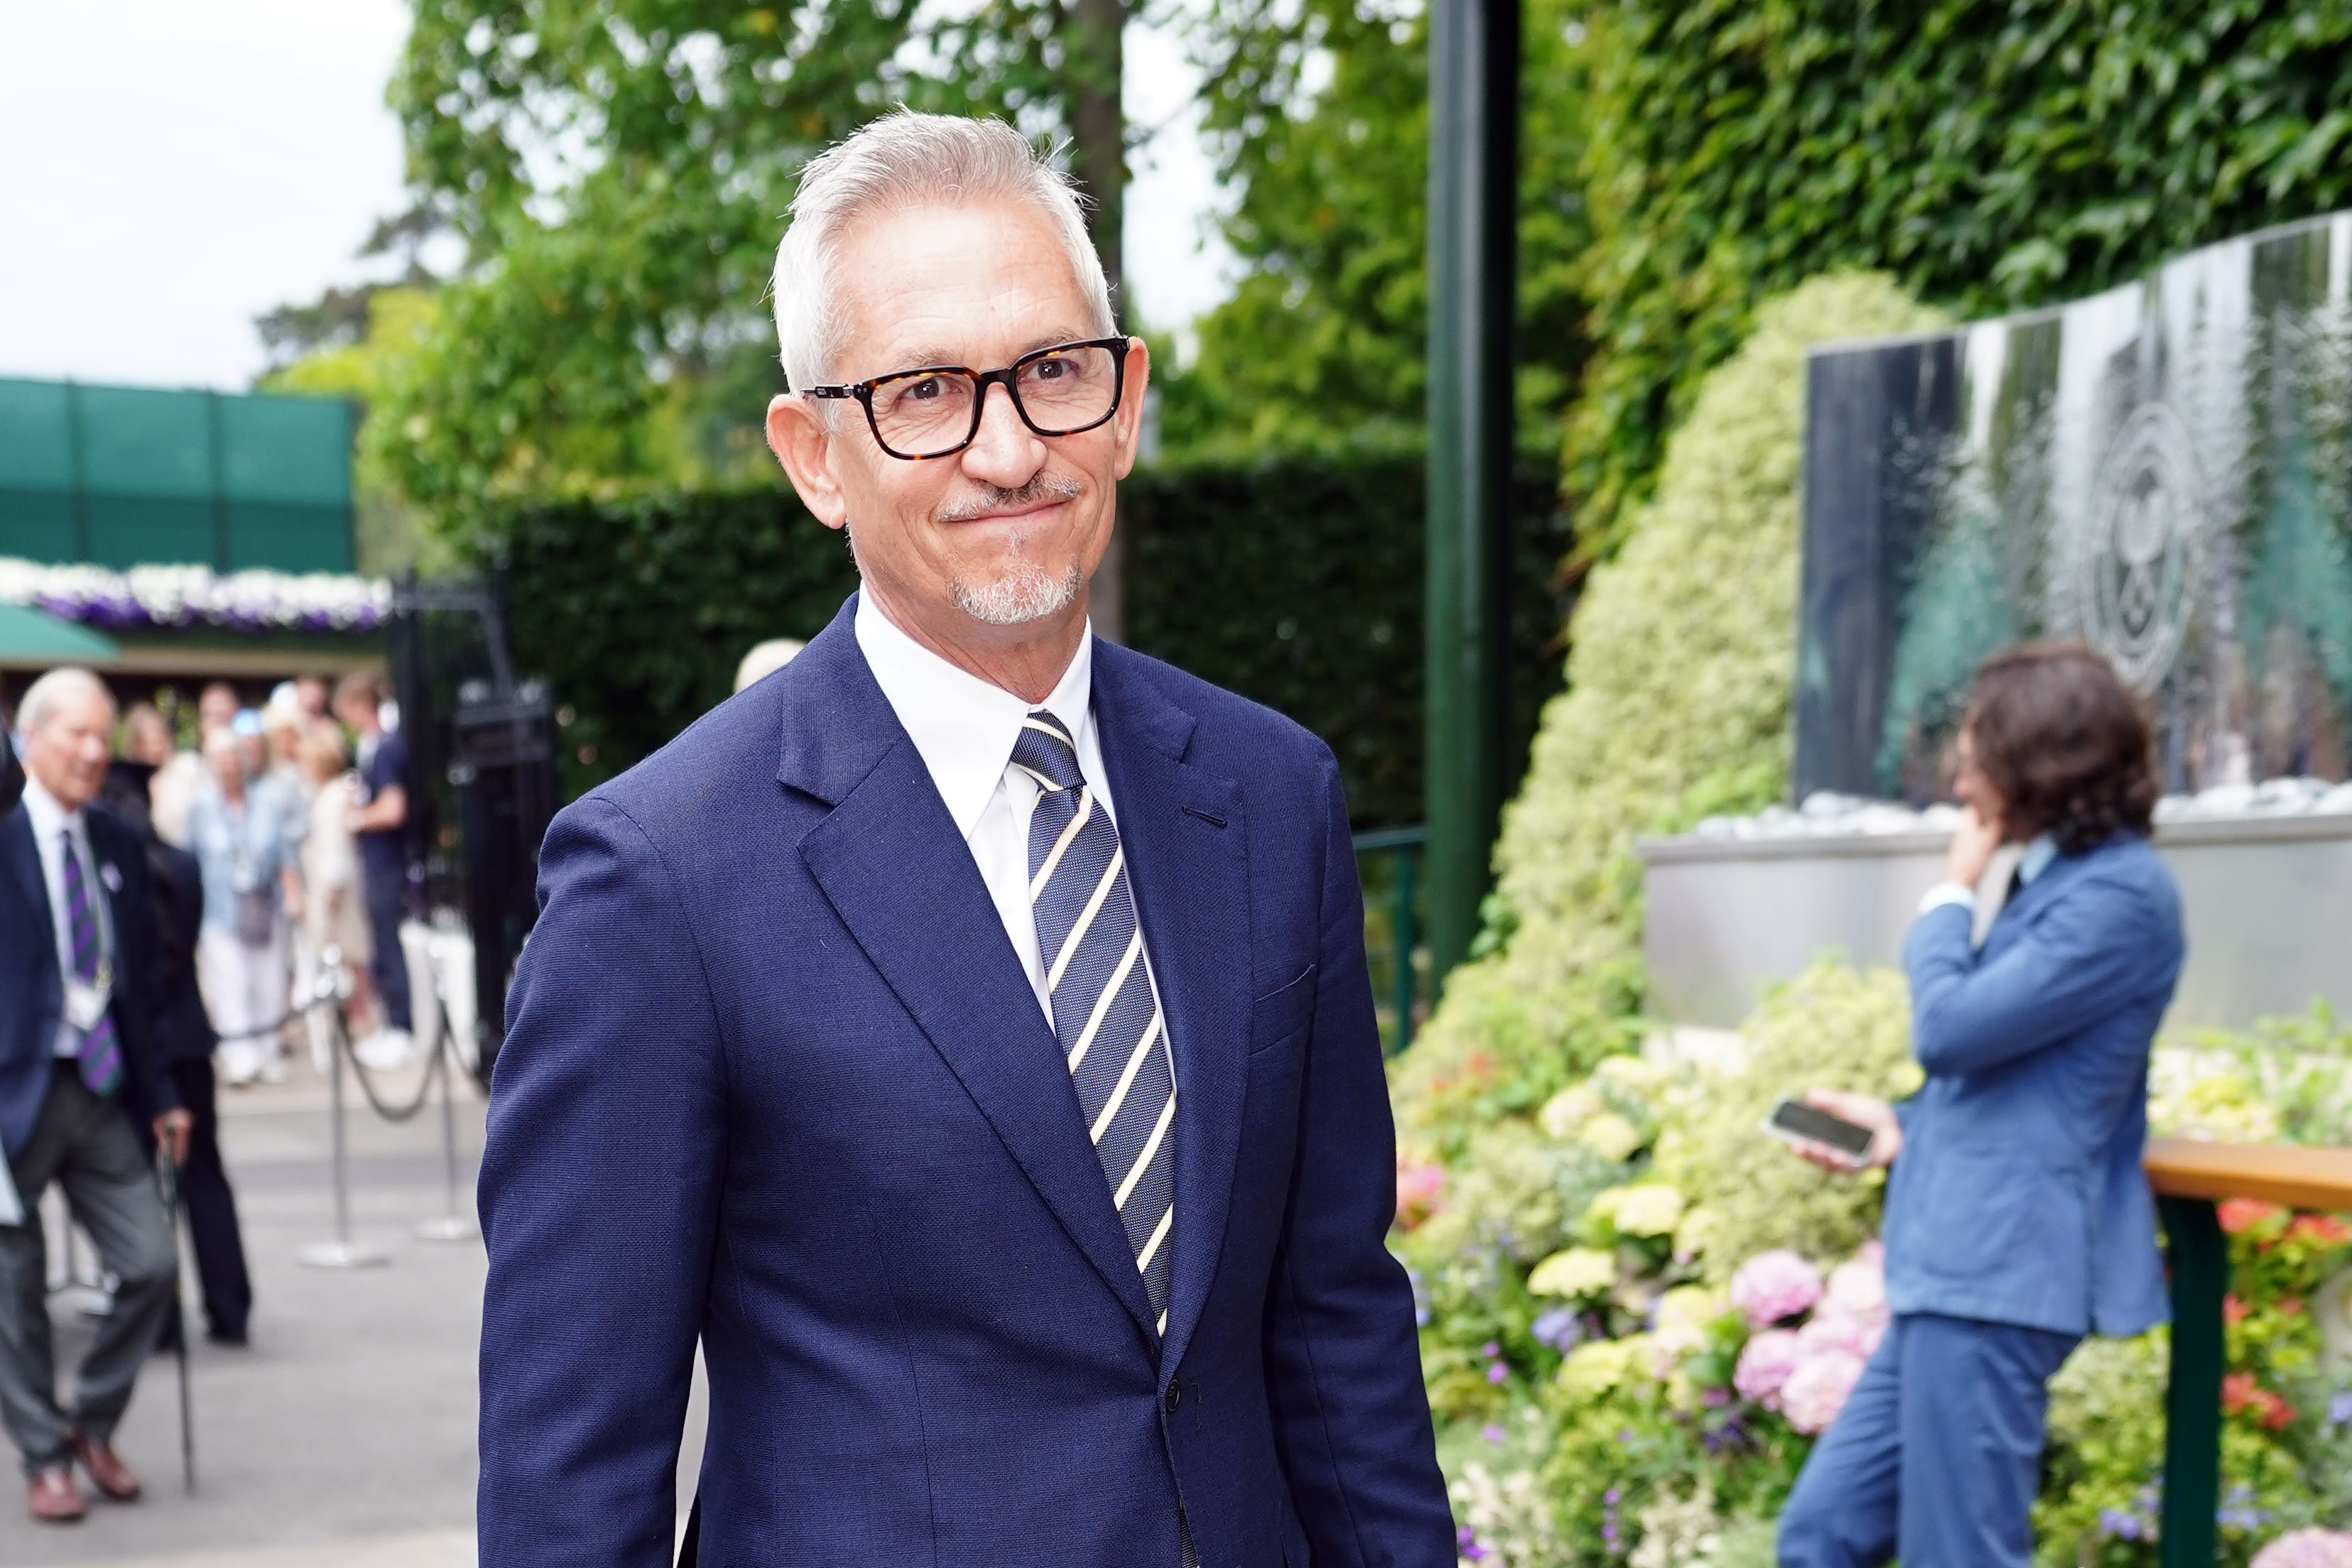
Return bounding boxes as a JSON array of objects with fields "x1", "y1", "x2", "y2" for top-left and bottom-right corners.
[
  {"x1": 491, "y1": 452, "x2": 1574, "y2": 826},
  {"x1": 1566, "y1": 0, "x2": 2352, "y2": 562}
]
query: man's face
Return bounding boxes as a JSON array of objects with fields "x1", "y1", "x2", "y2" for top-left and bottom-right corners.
[
  {"x1": 767, "y1": 200, "x2": 1148, "y2": 648},
  {"x1": 1952, "y1": 724, "x2": 2010, "y2": 837},
  {"x1": 198, "y1": 684, "x2": 237, "y2": 735},
  {"x1": 26, "y1": 686, "x2": 116, "y2": 812}
]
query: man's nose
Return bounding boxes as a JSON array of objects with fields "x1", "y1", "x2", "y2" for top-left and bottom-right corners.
[{"x1": 960, "y1": 380, "x2": 1045, "y2": 486}]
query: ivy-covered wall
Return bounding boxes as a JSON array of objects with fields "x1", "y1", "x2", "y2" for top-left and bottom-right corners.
[
  {"x1": 1564, "y1": 1, "x2": 2352, "y2": 561},
  {"x1": 489, "y1": 452, "x2": 1574, "y2": 825}
]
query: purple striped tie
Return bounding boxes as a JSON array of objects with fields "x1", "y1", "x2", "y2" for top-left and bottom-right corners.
[{"x1": 60, "y1": 829, "x2": 124, "y2": 1096}]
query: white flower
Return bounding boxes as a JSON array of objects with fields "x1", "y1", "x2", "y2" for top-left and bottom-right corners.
[
  {"x1": 1528, "y1": 1247, "x2": 1618, "y2": 1300},
  {"x1": 0, "y1": 556, "x2": 389, "y2": 632},
  {"x1": 1579, "y1": 1112, "x2": 1645, "y2": 1162},
  {"x1": 1608, "y1": 1184, "x2": 1687, "y2": 1238}
]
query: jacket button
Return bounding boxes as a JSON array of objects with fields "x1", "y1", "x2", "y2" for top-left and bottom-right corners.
[{"x1": 1164, "y1": 1383, "x2": 1182, "y2": 1414}]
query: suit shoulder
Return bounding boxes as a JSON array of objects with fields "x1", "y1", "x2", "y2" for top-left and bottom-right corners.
[
  {"x1": 1102, "y1": 643, "x2": 1334, "y2": 777},
  {"x1": 85, "y1": 805, "x2": 148, "y2": 867},
  {"x1": 2068, "y1": 835, "x2": 2182, "y2": 927},
  {"x1": 557, "y1": 673, "x2": 797, "y2": 850}
]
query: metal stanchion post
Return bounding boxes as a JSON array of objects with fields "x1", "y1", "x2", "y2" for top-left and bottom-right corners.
[
  {"x1": 298, "y1": 947, "x2": 391, "y2": 1270},
  {"x1": 415, "y1": 1011, "x2": 478, "y2": 1243}
]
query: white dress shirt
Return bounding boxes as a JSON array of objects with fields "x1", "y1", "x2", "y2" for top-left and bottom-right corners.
[
  {"x1": 854, "y1": 594, "x2": 1166, "y2": 1027},
  {"x1": 21, "y1": 774, "x2": 112, "y2": 1059},
  {"x1": 1917, "y1": 832, "x2": 2059, "y2": 944}
]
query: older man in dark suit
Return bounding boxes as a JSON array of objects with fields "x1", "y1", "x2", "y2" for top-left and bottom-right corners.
[{"x1": 1, "y1": 668, "x2": 188, "y2": 1523}]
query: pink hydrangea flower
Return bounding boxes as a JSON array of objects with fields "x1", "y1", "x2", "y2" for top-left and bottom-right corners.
[
  {"x1": 1781, "y1": 1349, "x2": 1866, "y2": 1435},
  {"x1": 1826, "y1": 1253, "x2": 1889, "y2": 1325},
  {"x1": 1393, "y1": 1163, "x2": 1444, "y2": 1229},
  {"x1": 1796, "y1": 1302, "x2": 1873, "y2": 1359},
  {"x1": 2252, "y1": 1529, "x2": 2352, "y2": 1568},
  {"x1": 1730, "y1": 1249, "x2": 1824, "y2": 1328},
  {"x1": 1733, "y1": 1329, "x2": 1803, "y2": 1408}
]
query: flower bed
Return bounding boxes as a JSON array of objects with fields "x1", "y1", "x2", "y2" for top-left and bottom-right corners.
[
  {"x1": 1396, "y1": 966, "x2": 2352, "y2": 1567},
  {"x1": 0, "y1": 557, "x2": 388, "y2": 634}
]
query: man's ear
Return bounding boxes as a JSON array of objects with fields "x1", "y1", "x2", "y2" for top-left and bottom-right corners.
[
  {"x1": 768, "y1": 393, "x2": 849, "y2": 531},
  {"x1": 1110, "y1": 337, "x2": 1152, "y2": 482}
]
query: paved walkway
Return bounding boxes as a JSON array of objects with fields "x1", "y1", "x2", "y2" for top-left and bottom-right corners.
[{"x1": 0, "y1": 1053, "x2": 492, "y2": 1567}]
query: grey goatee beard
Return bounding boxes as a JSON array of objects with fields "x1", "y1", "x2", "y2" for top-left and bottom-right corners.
[{"x1": 937, "y1": 473, "x2": 1088, "y2": 626}]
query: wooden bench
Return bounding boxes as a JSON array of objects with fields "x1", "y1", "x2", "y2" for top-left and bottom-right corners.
[{"x1": 2143, "y1": 1138, "x2": 2352, "y2": 1567}]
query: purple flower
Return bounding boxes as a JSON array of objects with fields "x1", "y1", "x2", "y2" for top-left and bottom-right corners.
[
  {"x1": 2099, "y1": 1507, "x2": 2145, "y2": 1541},
  {"x1": 1486, "y1": 1361, "x2": 1508, "y2": 1384},
  {"x1": 1530, "y1": 1307, "x2": 1581, "y2": 1351},
  {"x1": 1730, "y1": 1249, "x2": 1824, "y2": 1328},
  {"x1": 2329, "y1": 1390, "x2": 2352, "y2": 1427},
  {"x1": 1481, "y1": 1423, "x2": 1507, "y2": 1445},
  {"x1": 1481, "y1": 1341, "x2": 1501, "y2": 1357}
]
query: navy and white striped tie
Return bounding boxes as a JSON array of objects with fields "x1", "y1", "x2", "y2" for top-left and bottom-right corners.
[{"x1": 1011, "y1": 709, "x2": 1178, "y2": 1334}]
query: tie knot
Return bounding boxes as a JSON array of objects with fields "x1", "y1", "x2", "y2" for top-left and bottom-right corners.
[{"x1": 1009, "y1": 709, "x2": 1085, "y2": 793}]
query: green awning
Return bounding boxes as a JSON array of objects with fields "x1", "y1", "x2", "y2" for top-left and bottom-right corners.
[{"x1": 0, "y1": 601, "x2": 120, "y2": 666}]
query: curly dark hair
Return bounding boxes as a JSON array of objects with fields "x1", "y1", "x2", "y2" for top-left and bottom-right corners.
[{"x1": 1961, "y1": 643, "x2": 2159, "y2": 853}]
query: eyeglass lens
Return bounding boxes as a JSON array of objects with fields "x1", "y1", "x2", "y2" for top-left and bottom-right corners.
[{"x1": 869, "y1": 344, "x2": 1119, "y2": 457}]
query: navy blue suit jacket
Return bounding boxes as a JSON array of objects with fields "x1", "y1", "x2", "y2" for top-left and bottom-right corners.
[
  {"x1": 1, "y1": 801, "x2": 176, "y2": 1158},
  {"x1": 477, "y1": 599, "x2": 1452, "y2": 1567},
  {"x1": 1885, "y1": 834, "x2": 2184, "y2": 1338}
]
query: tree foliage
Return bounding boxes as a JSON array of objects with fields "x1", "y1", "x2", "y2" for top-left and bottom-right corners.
[
  {"x1": 1161, "y1": 0, "x2": 1591, "y2": 457},
  {"x1": 379, "y1": 0, "x2": 1167, "y2": 546},
  {"x1": 1566, "y1": 0, "x2": 2352, "y2": 560}
]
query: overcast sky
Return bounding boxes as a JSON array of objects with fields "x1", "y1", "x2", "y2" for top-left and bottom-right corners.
[{"x1": 0, "y1": 0, "x2": 1237, "y2": 393}]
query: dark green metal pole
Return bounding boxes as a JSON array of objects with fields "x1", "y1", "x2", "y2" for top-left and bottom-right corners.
[
  {"x1": 2159, "y1": 1195, "x2": 2225, "y2": 1568},
  {"x1": 1424, "y1": 0, "x2": 1520, "y2": 989}
]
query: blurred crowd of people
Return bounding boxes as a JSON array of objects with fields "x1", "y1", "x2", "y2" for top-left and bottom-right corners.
[{"x1": 124, "y1": 673, "x2": 414, "y2": 1082}]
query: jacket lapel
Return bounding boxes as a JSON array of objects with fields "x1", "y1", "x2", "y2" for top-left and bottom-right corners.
[
  {"x1": 1092, "y1": 643, "x2": 1251, "y2": 1380},
  {"x1": 1979, "y1": 843, "x2": 2090, "y2": 959},
  {"x1": 782, "y1": 601, "x2": 1161, "y2": 1349},
  {"x1": 1, "y1": 807, "x2": 47, "y2": 930}
]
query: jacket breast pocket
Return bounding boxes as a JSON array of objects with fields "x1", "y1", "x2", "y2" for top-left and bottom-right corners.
[{"x1": 1248, "y1": 964, "x2": 1317, "y2": 1055}]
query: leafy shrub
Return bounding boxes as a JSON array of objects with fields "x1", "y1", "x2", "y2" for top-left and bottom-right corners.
[
  {"x1": 1667, "y1": 964, "x2": 1921, "y2": 1279},
  {"x1": 1394, "y1": 272, "x2": 1944, "y2": 1130},
  {"x1": 488, "y1": 450, "x2": 1574, "y2": 825}
]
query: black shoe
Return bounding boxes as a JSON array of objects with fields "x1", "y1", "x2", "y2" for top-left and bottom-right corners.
[{"x1": 205, "y1": 1324, "x2": 248, "y2": 1347}]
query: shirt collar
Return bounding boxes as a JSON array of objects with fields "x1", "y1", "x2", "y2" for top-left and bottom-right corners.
[
  {"x1": 853, "y1": 594, "x2": 1094, "y2": 837},
  {"x1": 2017, "y1": 834, "x2": 2059, "y2": 886},
  {"x1": 20, "y1": 774, "x2": 81, "y2": 843}
]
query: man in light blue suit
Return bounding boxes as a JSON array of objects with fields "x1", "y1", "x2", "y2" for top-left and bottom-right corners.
[
  {"x1": 1777, "y1": 643, "x2": 2185, "y2": 1567},
  {"x1": 475, "y1": 111, "x2": 1454, "y2": 1567}
]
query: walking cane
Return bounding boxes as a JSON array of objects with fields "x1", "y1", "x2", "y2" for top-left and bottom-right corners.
[{"x1": 153, "y1": 1146, "x2": 195, "y2": 1495}]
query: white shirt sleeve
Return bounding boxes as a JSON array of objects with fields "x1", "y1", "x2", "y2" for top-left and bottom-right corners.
[{"x1": 1916, "y1": 883, "x2": 1976, "y2": 918}]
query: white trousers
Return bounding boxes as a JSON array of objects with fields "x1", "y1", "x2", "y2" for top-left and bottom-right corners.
[{"x1": 198, "y1": 922, "x2": 289, "y2": 1074}]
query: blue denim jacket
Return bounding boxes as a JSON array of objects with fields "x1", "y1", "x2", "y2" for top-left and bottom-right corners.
[
  {"x1": 187, "y1": 782, "x2": 293, "y2": 934},
  {"x1": 1885, "y1": 833, "x2": 2184, "y2": 1337}
]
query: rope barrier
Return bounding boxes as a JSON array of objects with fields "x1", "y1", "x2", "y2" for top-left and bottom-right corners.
[
  {"x1": 296, "y1": 947, "x2": 390, "y2": 1271},
  {"x1": 338, "y1": 1014, "x2": 445, "y2": 1125}
]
